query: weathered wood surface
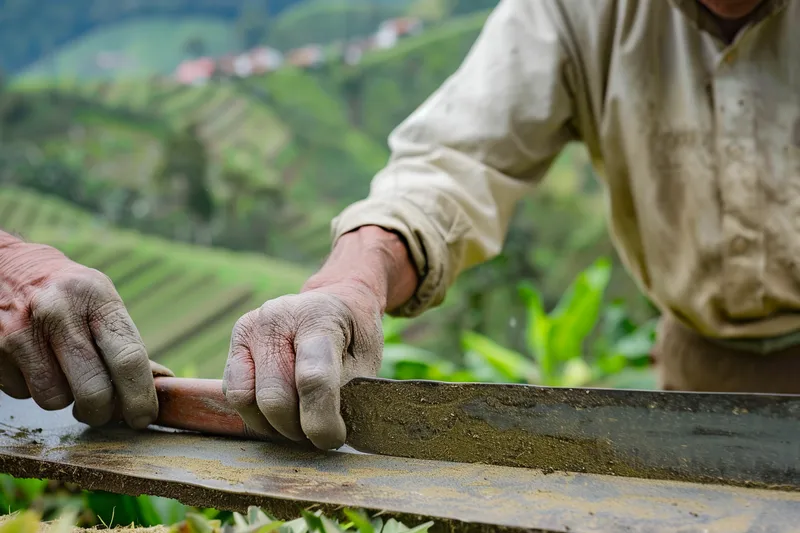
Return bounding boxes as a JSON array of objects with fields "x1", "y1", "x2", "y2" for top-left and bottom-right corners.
[{"x1": 2, "y1": 394, "x2": 800, "y2": 533}]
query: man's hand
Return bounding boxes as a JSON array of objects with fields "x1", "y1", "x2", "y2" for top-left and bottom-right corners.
[
  {"x1": 0, "y1": 234, "x2": 162, "y2": 429},
  {"x1": 223, "y1": 226, "x2": 418, "y2": 450}
]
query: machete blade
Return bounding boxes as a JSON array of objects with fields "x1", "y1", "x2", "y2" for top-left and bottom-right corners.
[{"x1": 340, "y1": 378, "x2": 800, "y2": 490}]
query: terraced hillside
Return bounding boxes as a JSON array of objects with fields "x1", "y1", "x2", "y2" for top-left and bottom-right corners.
[
  {"x1": 47, "y1": 77, "x2": 292, "y2": 183},
  {"x1": 0, "y1": 186, "x2": 311, "y2": 378}
]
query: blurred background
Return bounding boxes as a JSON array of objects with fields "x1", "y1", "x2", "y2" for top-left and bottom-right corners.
[{"x1": 0, "y1": 0, "x2": 661, "y2": 392}]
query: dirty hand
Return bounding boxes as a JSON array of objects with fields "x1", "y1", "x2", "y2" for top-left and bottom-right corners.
[
  {"x1": 0, "y1": 237, "x2": 167, "y2": 429},
  {"x1": 223, "y1": 281, "x2": 384, "y2": 450}
]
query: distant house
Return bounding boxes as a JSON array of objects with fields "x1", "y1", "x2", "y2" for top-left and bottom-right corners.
[
  {"x1": 175, "y1": 57, "x2": 216, "y2": 85},
  {"x1": 374, "y1": 17, "x2": 424, "y2": 49},
  {"x1": 249, "y1": 46, "x2": 284, "y2": 74},
  {"x1": 343, "y1": 37, "x2": 375, "y2": 66},
  {"x1": 285, "y1": 45, "x2": 325, "y2": 69}
]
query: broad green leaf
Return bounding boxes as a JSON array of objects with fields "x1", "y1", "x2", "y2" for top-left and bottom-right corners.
[
  {"x1": 342, "y1": 509, "x2": 374, "y2": 533},
  {"x1": 548, "y1": 258, "x2": 611, "y2": 362},
  {"x1": 143, "y1": 495, "x2": 186, "y2": 525},
  {"x1": 461, "y1": 331, "x2": 540, "y2": 383}
]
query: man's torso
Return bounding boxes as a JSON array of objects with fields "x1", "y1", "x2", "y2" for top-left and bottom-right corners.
[{"x1": 556, "y1": 0, "x2": 800, "y2": 341}]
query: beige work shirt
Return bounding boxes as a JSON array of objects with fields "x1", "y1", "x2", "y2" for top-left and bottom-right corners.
[{"x1": 331, "y1": 0, "x2": 800, "y2": 347}]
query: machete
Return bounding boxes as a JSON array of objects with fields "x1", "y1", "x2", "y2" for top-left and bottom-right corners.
[{"x1": 150, "y1": 376, "x2": 800, "y2": 490}]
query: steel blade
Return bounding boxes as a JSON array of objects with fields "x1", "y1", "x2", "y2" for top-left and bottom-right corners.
[
  {"x1": 3, "y1": 394, "x2": 800, "y2": 533},
  {"x1": 340, "y1": 378, "x2": 800, "y2": 490}
]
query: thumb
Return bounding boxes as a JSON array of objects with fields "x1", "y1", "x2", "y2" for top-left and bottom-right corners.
[
  {"x1": 150, "y1": 360, "x2": 175, "y2": 378},
  {"x1": 294, "y1": 333, "x2": 348, "y2": 450}
]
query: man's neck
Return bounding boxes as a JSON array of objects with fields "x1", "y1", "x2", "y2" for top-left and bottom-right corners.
[
  {"x1": 715, "y1": 15, "x2": 752, "y2": 42},
  {"x1": 696, "y1": 0, "x2": 769, "y2": 43}
]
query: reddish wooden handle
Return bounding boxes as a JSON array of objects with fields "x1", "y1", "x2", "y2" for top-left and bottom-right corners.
[{"x1": 152, "y1": 377, "x2": 257, "y2": 439}]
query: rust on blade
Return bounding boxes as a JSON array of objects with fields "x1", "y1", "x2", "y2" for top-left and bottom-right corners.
[{"x1": 2, "y1": 393, "x2": 800, "y2": 533}]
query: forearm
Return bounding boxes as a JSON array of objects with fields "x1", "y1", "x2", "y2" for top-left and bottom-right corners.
[{"x1": 302, "y1": 225, "x2": 418, "y2": 314}]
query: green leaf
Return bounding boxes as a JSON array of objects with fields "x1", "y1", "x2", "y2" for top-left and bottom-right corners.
[
  {"x1": 547, "y1": 258, "x2": 611, "y2": 363},
  {"x1": 460, "y1": 331, "x2": 540, "y2": 383},
  {"x1": 318, "y1": 515, "x2": 345, "y2": 533},
  {"x1": 186, "y1": 512, "x2": 215, "y2": 533},
  {"x1": 342, "y1": 509, "x2": 374, "y2": 533},
  {"x1": 517, "y1": 281, "x2": 553, "y2": 377},
  {"x1": 379, "y1": 519, "x2": 409, "y2": 533},
  {"x1": 279, "y1": 517, "x2": 309, "y2": 533}
]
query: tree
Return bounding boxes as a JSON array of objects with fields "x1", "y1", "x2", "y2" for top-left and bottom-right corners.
[
  {"x1": 155, "y1": 122, "x2": 216, "y2": 244},
  {"x1": 183, "y1": 36, "x2": 208, "y2": 59}
]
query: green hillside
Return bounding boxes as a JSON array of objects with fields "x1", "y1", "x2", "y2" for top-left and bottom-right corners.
[
  {"x1": 0, "y1": 186, "x2": 311, "y2": 378},
  {"x1": 18, "y1": 17, "x2": 242, "y2": 80}
]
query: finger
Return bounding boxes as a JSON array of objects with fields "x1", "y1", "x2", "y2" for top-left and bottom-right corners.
[
  {"x1": 253, "y1": 325, "x2": 305, "y2": 442},
  {"x1": 0, "y1": 356, "x2": 31, "y2": 399},
  {"x1": 6, "y1": 328, "x2": 73, "y2": 410},
  {"x1": 42, "y1": 310, "x2": 115, "y2": 427},
  {"x1": 88, "y1": 302, "x2": 157, "y2": 429},
  {"x1": 223, "y1": 335, "x2": 283, "y2": 440},
  {"x1": 150, "y1": 360, "x2": 175, "y2": 378},
  {"x1": 295, "y1": 334, "x2": 347, "y2": 450}
]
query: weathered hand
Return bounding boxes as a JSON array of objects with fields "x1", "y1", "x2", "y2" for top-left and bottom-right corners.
[
  {"x1": 223, "y1": 282, "x2": 384, "y2": 450},
  {"x1": 0, "y1": 240, "x2": 161, "y2": 429}
]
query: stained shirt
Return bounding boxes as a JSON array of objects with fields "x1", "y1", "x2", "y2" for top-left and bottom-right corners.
[{"x1": 330, "y1": 0, "x2": 800, "y2": 349}]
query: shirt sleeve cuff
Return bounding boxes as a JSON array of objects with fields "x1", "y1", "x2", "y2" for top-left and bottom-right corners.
[{"x1": 330, "y1": 196, "x2": 450, "y2": 318}]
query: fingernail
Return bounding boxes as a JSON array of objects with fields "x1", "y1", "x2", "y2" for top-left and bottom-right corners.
[{"x1": 130, "y1": 415, "x2": 153, "y2": 430}]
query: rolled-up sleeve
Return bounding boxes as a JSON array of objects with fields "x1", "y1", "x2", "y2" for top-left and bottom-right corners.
[{"x1": 331, "y1": 0, "x2": 578, "y2": 317}]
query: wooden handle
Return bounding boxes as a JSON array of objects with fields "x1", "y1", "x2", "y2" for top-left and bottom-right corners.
[{"x1": 152, "y1": 377, "x2": 256, "y2": 439}]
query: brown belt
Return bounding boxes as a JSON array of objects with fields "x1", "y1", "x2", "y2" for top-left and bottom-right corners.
[{"x1": 651, "y1": 314, "x2": 800, "y2": 394}]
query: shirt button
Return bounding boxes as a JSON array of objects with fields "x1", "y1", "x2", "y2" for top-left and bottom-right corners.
[{"x1": 730, "y1": 236, "x2": 748, "y2": 254}]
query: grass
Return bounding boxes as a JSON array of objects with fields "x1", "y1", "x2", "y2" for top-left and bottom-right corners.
[{"x1": 0, "y1": 186, "x2": 311, "y2": 378}]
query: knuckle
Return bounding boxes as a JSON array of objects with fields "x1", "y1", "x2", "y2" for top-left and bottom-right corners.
[
  {"x1": 35, "y1": 386, "x2": 72, "y2": 410},
  {"x1": 232, "y1": 310, "x2": 260, "y2": 339},
  {"x1": 109, "y1": 343, "x2": 149, "y2": 375},
  {"x1": 224, "y1": 387, "x2": 255, "y2": 410},
  {"x1": 255, "y1": 384, "x2": 293, "y2": 413},
  {"x1": 73, "y1": 372, "x2": 113, "y2": 405},
  {"x1": 296, "y1": 367, "x2": 335, "y2": 398},
  {"x1": 30, "y1": 288, "x2": 71, "y2": 322}
]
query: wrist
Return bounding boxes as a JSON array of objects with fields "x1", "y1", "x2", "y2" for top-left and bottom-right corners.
[{"x1": 302, "y1": 225, "x2": 418, "y2": 312}]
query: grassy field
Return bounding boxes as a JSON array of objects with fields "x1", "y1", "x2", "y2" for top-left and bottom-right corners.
[{"x1": 0, "y1": 186, "x2": 311, "y2": 378}]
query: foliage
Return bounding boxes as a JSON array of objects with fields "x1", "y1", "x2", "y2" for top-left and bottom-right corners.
[
  {"x1": 0, "y1": 484, "x2": 432, "y2": 533},
  {"x1": 266, "y1": 0, "x2": 404, "y2": 52},
  {"x1": 382, "y1": 258, "x2": 657, "y2": 390}
]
